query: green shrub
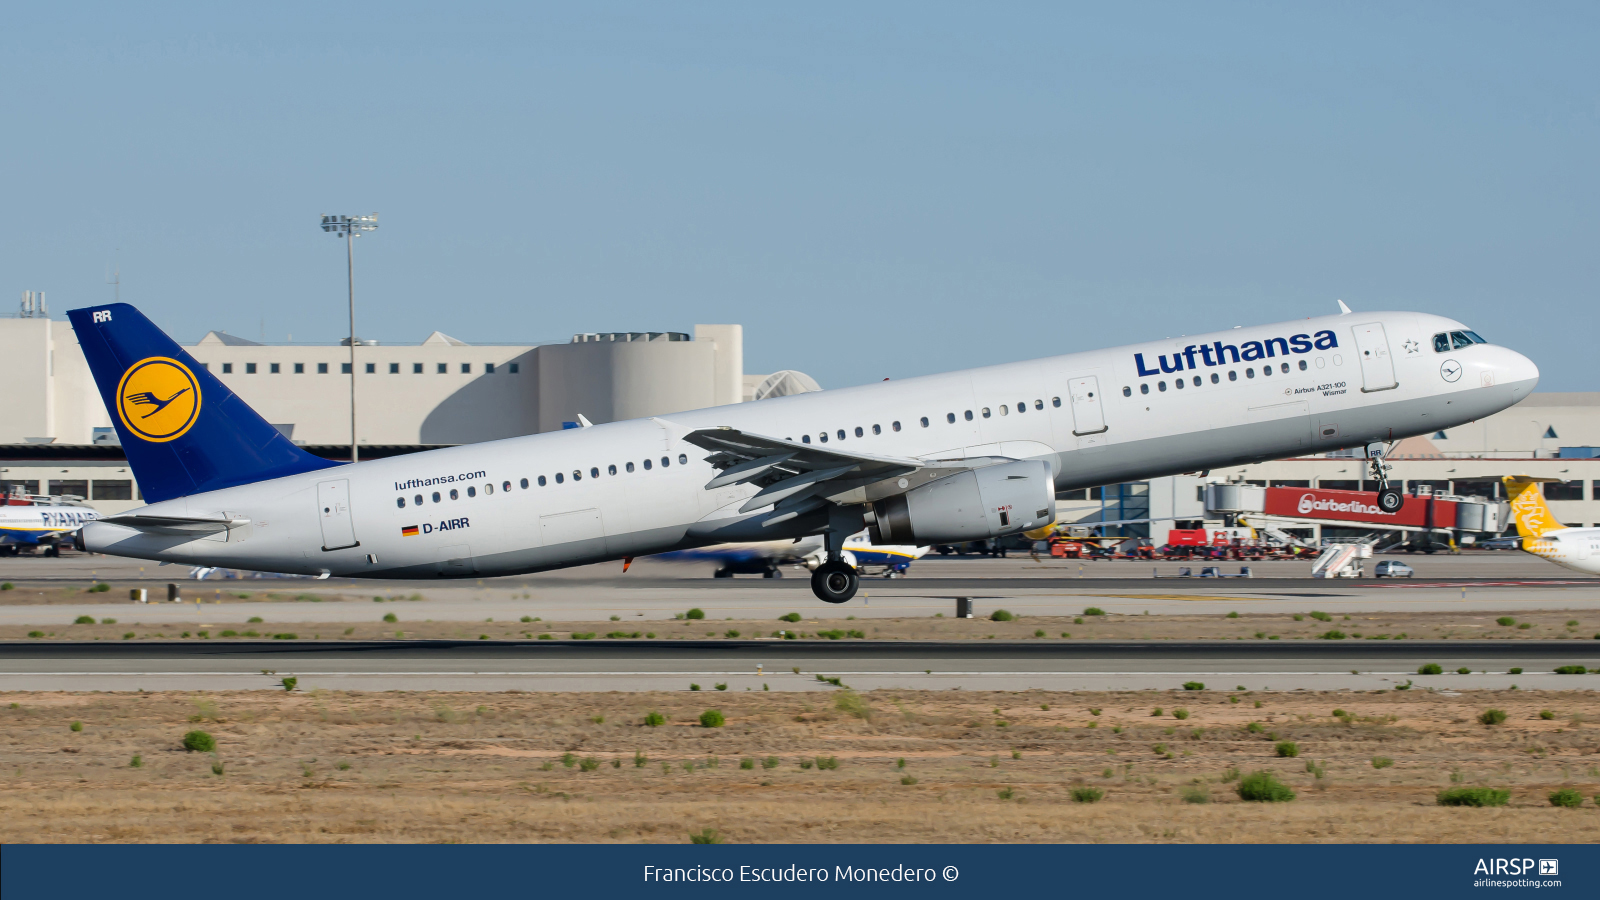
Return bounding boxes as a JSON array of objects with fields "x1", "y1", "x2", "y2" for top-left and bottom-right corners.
[
  {"x1": 382, "y1": 612, "x2": 397, "y2": 623},
  {"x1": 1371, "y1": 756, "x2": 1395, "y2": 769},
  {"x1": 1437, "y1": 787, "x2": 1510, "y2": 807},
  {"x1": 1418, "y1": 663, "x2": 1443, "y2": 675},
  {"x1": 1509, "y1": 667, "x2": 1523, "y2": 675},
  {"x1": 1083, "y1": 607, "x2": 1106, "y2": 616},
  {"x1": 688, "y1": 828, "x2": 722, "y2": 844},
  {"x1": 1237, "y1": 770, "x2": 1295, "y2": 802},
  {"x1": 714, "y1": 683, "x2": 728, "y2": 691},
  {"x1": 1517, "y1": 622, "x2": 1532, "y2": 630},
  {"x1": 1553, "y1": 665, "x2": 1587, "y2": 675},
  {"x1": 689, "y1": 683, "x2": 701, "y2": 691},
  {"x1": 762, "y1": 756, "x2": 779, "y2": 769},
  {"x1": 1456, "y1": 667, "x2": 1472, "y2": 675},
  {"x1": 901, "y1": 775, "x2": 919, "y2": 785},
  {"x1": 129, "y1": 754, "x2": 143, "y2": 768},
  {"x1": 644, "y1": 711, "x2": 665, "y2": 727},
  {"x1": 27, "y1": 631, "x2": 44, "y2": 639},
  {"x1": 91, "y1": 582, "x2": 111, "y2": 592},
  {"x1": 1181, "y1": 785, "x2": 1209, "y2": 804},
  {"x1": 1182, "y1": 681, "x2": 1204, "y2": 691},
  {"x1": 272, "y1": 633, "x2": 298, "y2": 640},
  {"x1": 700, "y1": 709, "x2": 725, "y2": 728},
  {"x1": 0, "y1": 583, "x2": 12, "y2": 590},
  {"x1": 685, "y1": 608, "x2": 705, "y2": 620},
  {"x1": 1539, "y1": 709, "x2": 1555, "y2": 720},
  {"x1": 1496, "y1": 616, "x2": 1516, "y2": 627},
  {"x1": 279, "y1": 677, "x2": 297, "y2": 692},
  {"x1": 100, "y1": 618, "x2": 116, "y2": 625},
  {"x1": 1548, "y1": 788, "x2": 1583, "y2": 808},
  {"x1": 778, "y1": 612, "x2": 802, "y2": 622},
  {"x1": 570, "y1": 632, "x2": 595, "y2": 640},
  {"x1": 1245, "y1": 721, "x2": 1264, "y2": 734},
  {"x1": 1308, "y1": 610, "x2": 1331, "y2": 622},
  {"x1": 73, "y1": 615, "x2": 95, "y2": 625},
  {"x1": 1173, "y1": 708, "x2": 1190, "y2": 720},
  {"x1": 1150, "y1": 707, "x2": 1163, "y2": 717},
  {"x1": 1070, "y1": 787, "x2": 1103, "y2": 803},
  {"x1": 996, "y1": 787, "x2": 1015, "y2": 800},
  {"x1": 1478, "y1": 708, "x2": 1507, "y2": 726},
  {"x1": 579, "y1": 757, "x2": 600, "y2": 772},
  {"x1": 989, "y1": 609, "x2": 1014, "y2": 622},
  {"x1": 739, "y1": 757, "x2": 754, "y2": 770},
  {"x1": 247, "y1": 616, "x2": 263, "y2": 623},
  {"x1": 1318, "y1": 630, "x2": 1347, "y2": 640},
  {"x1": 1275, "y1": 741, "x2": 1299, "y2": 758},
  {"x1": 70, "y1": 721, "x2": 83, "y2": 732},
  {"x1": 815, "y1": 756, "x2": 839, "y2": 770},
  {"x1": 182, "y1": 730, "x2": 216, "y2": 753},
  {"x1": 1225, "y1": 610, "x2": 1239, "y2": 619}
]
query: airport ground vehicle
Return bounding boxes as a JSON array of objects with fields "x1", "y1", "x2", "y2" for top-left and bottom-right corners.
[
  {"x1": 69, "y1": 303, "x2": 1538, "y2": 604},
  {"x1": 1373, "y1": 560, "x2": 1414, "y2": 578}
]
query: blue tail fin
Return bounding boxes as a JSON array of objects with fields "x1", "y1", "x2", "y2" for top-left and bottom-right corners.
[{"x1": 68, "y1": 303, "x2": 339, "y2": 503}]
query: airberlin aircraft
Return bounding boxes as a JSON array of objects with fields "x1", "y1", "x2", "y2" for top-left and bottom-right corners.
[{"x1": 71, "y1": 302, "x2": 1538, "y2": 604}]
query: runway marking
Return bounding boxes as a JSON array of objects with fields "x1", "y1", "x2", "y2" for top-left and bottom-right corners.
[{"x1": 0, "y1": 670, "x2": 1487, "y2": 677}]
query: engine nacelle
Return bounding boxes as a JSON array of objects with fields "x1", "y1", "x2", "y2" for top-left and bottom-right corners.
[{"x1": 866, "y1": 459, "x2": 1055, "y2": 546}]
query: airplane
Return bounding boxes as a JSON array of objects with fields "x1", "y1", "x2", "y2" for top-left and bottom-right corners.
[
  {"x1": 662, "y1": 530, "x2": 929, "y2": 579},
  {"x1": 0, "y1": 494, "x2": 101, "y2": 556},
  {"x1": 1499, "y1": 476, "x2": 1600, "y2": 576},
  {"x1": 69, "y1": 302, "x2": 1539, "y2": 604}
]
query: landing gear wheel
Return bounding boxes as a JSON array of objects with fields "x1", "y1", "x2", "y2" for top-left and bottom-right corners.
[
  {"x1": 1377, "y1": 488, "x2": 1404, "y2": 513},
  {"x1": 713, "y1": 567, "x2": 733, "y2": 579},
  {"x1": 810, "y1": 561, "x2": 859, "y2": 604},
  {"x1": 763, "y1": 567, "x2": 783, "y2": 579}
]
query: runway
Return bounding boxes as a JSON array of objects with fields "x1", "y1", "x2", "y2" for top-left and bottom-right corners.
[{"x1": 2, "y1": 639, "x2": 1593, "y2": 693}]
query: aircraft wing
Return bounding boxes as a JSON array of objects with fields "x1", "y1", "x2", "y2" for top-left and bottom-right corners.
[
  {"x1": 99, "y1": 513, "x2": 250, "y2": 536},
  {"x1": 683, "y1": 426, "x2": 999, "y2": 524}
]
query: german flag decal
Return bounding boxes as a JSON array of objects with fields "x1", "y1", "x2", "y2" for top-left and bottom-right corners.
[{"x1": 401, "y1": 525, "x2": 419, "y2": 537}]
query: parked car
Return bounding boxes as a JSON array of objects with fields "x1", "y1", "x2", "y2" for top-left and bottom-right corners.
[{"x1": 1374, "y1": 560, "x2": 1415, "y2": 578}]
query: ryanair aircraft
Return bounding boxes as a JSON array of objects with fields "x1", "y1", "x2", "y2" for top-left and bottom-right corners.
[
  {"x1": 1502, "y1": 476, "x2": 1600, "y2": 576},
  {"x1": 0, "y1": 499, "x2": 100, "y2": 555},
  {"x1": 69, "y1": 302, "x2": 1538, "y2": 604}
]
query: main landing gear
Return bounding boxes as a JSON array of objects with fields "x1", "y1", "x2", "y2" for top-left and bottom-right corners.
[
  {"x1": 810, "y1": 511, "x2": 862, "y2": 604},
  {"x1": 1367, "y1": 441, "x2": 1404, "y2": 513}
]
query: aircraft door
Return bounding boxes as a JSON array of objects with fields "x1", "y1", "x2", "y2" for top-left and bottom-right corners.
[
  {"x1": 1351, "y1": 323, "x2": 1398, "y2": 392},
  {"x1": 317, "y1": 479, "x2": 360, "y2": 551},
  {"x1": 1068, "y1": 376, "x2": 1108, "y2": 435}
]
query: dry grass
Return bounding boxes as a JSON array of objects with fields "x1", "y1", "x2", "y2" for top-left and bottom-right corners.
[
  {"x1": 2, "y1": 688, "x2": 1597, "y2": 843},
  {"x1": 5, "y1": 607, "x2": 1598, "y2": 642}
]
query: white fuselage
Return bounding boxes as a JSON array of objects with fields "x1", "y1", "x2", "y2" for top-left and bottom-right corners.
[
  {"x1": 1523, "y1": 529, "x2": 1600, "y2": 576},
  {"x1": 81, "y1": 310, "x2": 1540, "y2": 579}
]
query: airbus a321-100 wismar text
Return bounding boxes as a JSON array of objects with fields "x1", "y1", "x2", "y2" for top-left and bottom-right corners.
[{"x1": 70, "y1": 303, "x2": 1539, "y2": 604}]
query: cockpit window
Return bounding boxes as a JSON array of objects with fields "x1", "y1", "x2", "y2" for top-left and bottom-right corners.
[{"x1": 1437, "y1": 330, "x2": 1487, "y2": 351}]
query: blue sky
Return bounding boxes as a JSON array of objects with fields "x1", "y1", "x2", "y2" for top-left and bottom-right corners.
[{"x1": 2, "y1": 3, "x2": 1595, "y2": 389}]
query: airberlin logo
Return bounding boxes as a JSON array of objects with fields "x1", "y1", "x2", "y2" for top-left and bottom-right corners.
[
  {"x1": 1135, "y1": 330, "x2": 1339, "y2": 377},
  {"x1": 1298, "y1": 493, "x2": 1392, "y2": 517},
  {"x1": 116, "y1": 357, "x2": 202, "y2": 443}
]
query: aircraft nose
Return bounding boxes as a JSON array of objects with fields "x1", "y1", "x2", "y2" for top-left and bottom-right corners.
[{"x1": 1497, "y1": 345, "x2": 1540, "y2": 392}]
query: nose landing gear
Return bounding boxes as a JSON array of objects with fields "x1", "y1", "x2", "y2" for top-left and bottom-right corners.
[{"x1": 1367, "y1": 441, "x2": 1404, "y2": 513}]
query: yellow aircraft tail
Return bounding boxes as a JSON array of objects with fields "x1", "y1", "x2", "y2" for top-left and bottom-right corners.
[{"x1": 1502, "y1": 476, "x2": 1562, "y2": 539}]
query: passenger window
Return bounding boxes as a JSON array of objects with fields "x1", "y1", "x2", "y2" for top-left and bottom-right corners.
[
  {"x1": 854, "y1": 427, "x2": 864, "y2": 437},
  {"x1": 801, "y1": 435, "x2": 811, "y2": 444},
  {"x1": 1016, "y1": 402, "x2": 1025, "y2": 413},
  {"x1": 1122, "y1": 387, "x2": 1130, "y2": 397},
  {"x1": 1052, "y1": 397, "x2": 1061, "y2": 407},
  {"x1": 1262, "y1": 365, "x2": 1272, "y2": 377},
  {"x1": 982, "y1": 407, "x2": 992, "y2": 417},
  {"x1": 1158, "y1": 381, "x2": 1167, "y2": 392},
  {"x1": 396, "y1": 497, "x2": 405, "y2": 508},
  {"x1": 625, "y1": 462, "x2": 634, "y2": 473},
  {"x1": 1210, "y1": 373, "x2": 1219, "y2": 384},
  {"x1": 590, "y1": 467, "x2": 599, "y2": 479},
  {"x1": 414, "y1": 495, "x2": 423, "y2": 506},
  {"x1": 1229, "y1": 370, "x2": 1237, "y2": 382},
  {"x1": 643, "y1": 459, "x2": 652, "y2": 470},
  {"x1": 450, "y1": 489, "x2": 459, "y2": 500},
  {"x1": 679, "y1": 454, "x2": 687, "y2": 465},
  {"x1": 892, "y1": 421, "x2": 901, "y2": 432},
  {"x1": 1140, "y1": 383, "x2": 1149, "y2": 395},
  {"x1": 573, "y1": 470, "x2": 582, "y2": 481},
  {"x1": 1246, "y1": 368, "x2": 1255, "y2": 378},
  {"x1": 501, "y1": 481, "x2": 510, "y2": 492},
  {"x1": 919, "y1": 417, "x2": 929, "y2": 428},
  {"x1": 872, "y1": 424, "x2": 881, "y2": 435},
  {"x1": 608, "y1": 464, "x2": 617, "y2": 475},
  {"x1": 466, "y1": 486, "x2": 476, "y2": 498},
  {"x1": 820, "y1": 432, "x2": 829, "y2": 442},
  {"x1": 1175, "y1": 378, "x2": 1185, "y2": 389},
  {"x1": 998, "y1": 405, "x2": 1008, "y2": 416},
  {"x1": 432, "y1": 491, "x2": 441, "y2": 503},
  {"x1": 1280, "y1": 363, "x2": 1289, "y2": 373},
  {"x1": 837, "y1": 429, "x2": 846, "y2": 440},
  {"x1": 963, "y1": 411, "x2": 973, "y2": 421},
  {"x1": 1034, "y1": 399, "x2": 1043, "y2": 410},
  {"x1": 523, "y1": 477, "x2": 533, "y2": 488},
  {"x1": 485, "y1": 483, "x2": 494, "y2": 495},
  {"x1": 1298, "y1": 360, "x2": 1307, "y2": 371},
  {"x1": 661, "y1": 456, "x2": 670, "y2": 468},
  {"x1": 1433, "y1": 333, "x2": 1449, "y2": 353},
  {"x1": 556, "y1": 472, "x2": 564, "y2": 483},
  {"x1": 946, "y1": 413, "x2": 955, "y2": 423}
]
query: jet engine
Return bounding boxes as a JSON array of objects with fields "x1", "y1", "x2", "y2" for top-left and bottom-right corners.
[{"x1": 865, "y1": 459, "x2": 1055, "y2": 546}]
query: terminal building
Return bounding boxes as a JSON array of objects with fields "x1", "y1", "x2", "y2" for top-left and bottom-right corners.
[{"x1": 0, "y1": 309, "x2": 1595, "y2": 531}]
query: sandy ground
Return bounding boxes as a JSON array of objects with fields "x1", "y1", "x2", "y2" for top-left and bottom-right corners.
[
  {"x1": 3, "y1": 688, "x2": 1596, "y2": 843},
  {"x1": 6, "y1": 605, "x2": 1597, "y2": 642}
]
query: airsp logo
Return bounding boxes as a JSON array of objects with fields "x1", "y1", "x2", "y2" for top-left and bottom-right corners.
[{"x1": 116, "y1": 357, "x2": 202, "y2": 442}]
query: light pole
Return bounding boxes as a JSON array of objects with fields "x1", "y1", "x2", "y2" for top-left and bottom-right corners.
[{"x1": 320, "y1": 213, "x2": 378, "y2": 463}]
